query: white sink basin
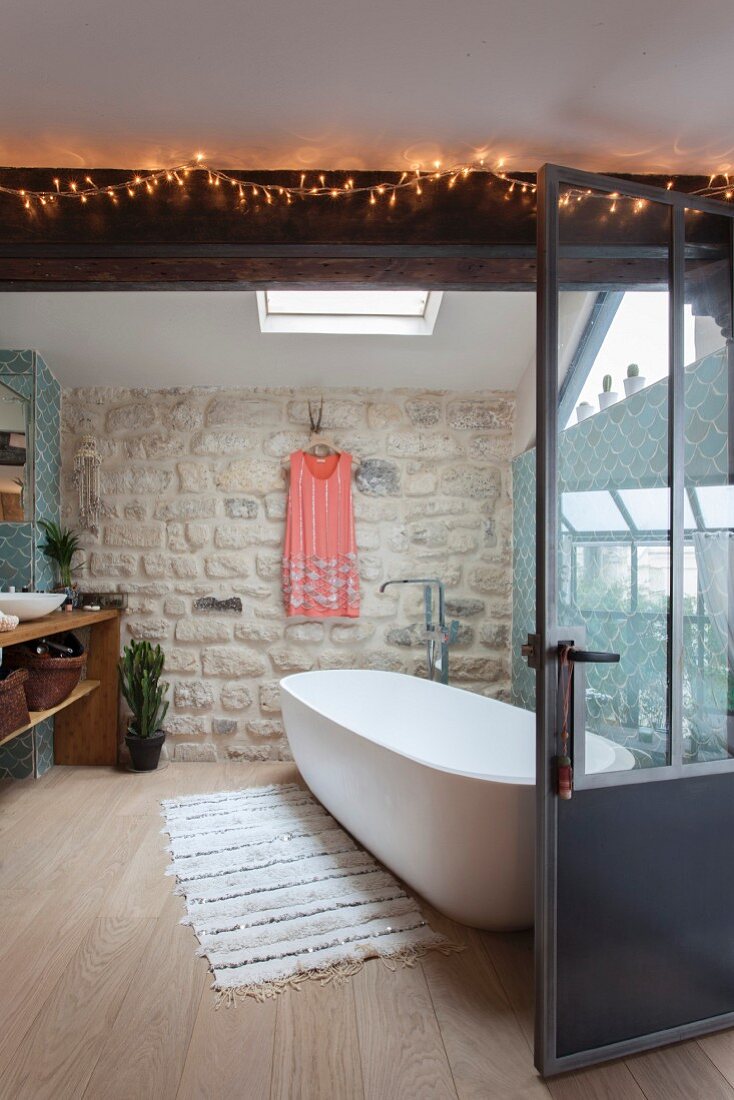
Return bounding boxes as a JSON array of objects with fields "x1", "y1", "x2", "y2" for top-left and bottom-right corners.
[{"x1": 0, "y1": 592, "x2": 66, "y2": 621}]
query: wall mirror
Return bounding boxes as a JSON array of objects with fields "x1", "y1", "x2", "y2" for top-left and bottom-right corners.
[{"x1": 0, "y1": 377, "x2": 33, "y2": 522}]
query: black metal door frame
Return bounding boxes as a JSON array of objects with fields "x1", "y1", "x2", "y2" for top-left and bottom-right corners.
[{"x1": 535, "y1": 163, "x2": 734, "y2": 1075}]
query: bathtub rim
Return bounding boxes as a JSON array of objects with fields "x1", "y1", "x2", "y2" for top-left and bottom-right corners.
[
  {"x1": 280, "y1": 669, "x2": 635, "y2": 785},
  {"x1": 280, "y1": 669, "x2": 534, "y2": 785}
]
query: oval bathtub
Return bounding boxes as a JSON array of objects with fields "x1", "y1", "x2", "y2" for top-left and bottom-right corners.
[{"x1": 280, "y1": 669, "x2": 633, "y2": 931}]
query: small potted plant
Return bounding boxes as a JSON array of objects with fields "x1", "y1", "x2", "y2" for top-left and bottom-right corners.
[
  {"x1": 576, "y1": 400, "x2": 595, "y2": 423},
  {"x1": 598, "y1": 373, "x2": 619, "y2": 410},
  {"x1": 38, "y1": 520, "x2": 84, "y2": 605},
  {"x1": 119, "y1": 639, "x2": 170, "y2": 771},
  {"x1": 623, "y1": 362, "x2": 646, "y2": 396}
]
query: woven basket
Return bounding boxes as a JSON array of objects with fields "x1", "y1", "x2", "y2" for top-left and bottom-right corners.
[
  {"x1": 0, "y1": 669, "x2": 31, "y2": 737},
  {"x1": 4, "y1": 645, "x2": 87, "y2": 711}
]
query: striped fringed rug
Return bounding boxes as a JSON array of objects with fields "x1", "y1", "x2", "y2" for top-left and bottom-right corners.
[{"x1": 161, "y1": 783, "x2": 462, "y2": 1004}]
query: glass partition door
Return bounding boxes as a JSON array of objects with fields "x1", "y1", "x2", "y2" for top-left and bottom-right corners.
[{"x1": 536, "y1": 165, "x2": 734, "y2": 1074}]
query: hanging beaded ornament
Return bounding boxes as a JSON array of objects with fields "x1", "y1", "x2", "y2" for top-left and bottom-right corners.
[{"x1": 73, "y1": 434, "x2": 101, "y2": 531}]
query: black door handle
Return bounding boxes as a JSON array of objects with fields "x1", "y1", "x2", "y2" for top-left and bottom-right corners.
[{"x1": 562, "y1": 646, "x2": 620, "y2": 664}]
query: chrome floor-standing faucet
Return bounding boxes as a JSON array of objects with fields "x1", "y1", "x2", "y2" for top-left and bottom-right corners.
[{"x1": 379, "y1": 577, "x2": 459, "y2": 684}]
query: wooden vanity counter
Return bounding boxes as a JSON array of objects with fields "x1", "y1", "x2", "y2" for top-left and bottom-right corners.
[{"x1": 0, "y1": 608, "x2": 120, "y2": 766}]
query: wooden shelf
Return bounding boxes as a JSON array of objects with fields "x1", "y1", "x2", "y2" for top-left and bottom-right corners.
[
  {"x1": 0, "y1": 608, "x2": 119, "y2": 649},
  {"x1": 0, "y1": 679, "x2": 100, "y2": 748}
]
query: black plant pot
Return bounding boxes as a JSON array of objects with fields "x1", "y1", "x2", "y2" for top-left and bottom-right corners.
[{"x1": 125, "y1": 730, "x2": 165, "y2": 772}]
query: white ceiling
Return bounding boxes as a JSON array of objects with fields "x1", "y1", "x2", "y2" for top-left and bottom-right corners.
[
  {"x1": 2, "y1": 0, "x2": 733, "y2": 175},
  {"x1": 0, "y1": 291, "x2": 537, "y2": 391}
]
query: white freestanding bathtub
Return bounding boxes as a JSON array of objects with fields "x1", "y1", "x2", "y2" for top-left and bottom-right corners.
[{"x1": 280, "y1": 669, "x2": 634, "y2": 931}]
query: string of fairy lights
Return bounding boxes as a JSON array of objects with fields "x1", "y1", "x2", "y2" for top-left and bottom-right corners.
[
  {"x1": 0, "y1": 154, "x2": 535, "y2": 212},
  {"x1": 0, "y1": 153, "x2": 732, "y2": 215}
]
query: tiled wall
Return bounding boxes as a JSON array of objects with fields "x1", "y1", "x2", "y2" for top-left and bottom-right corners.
[
  {"x1": 62, "y1": 386, "x2": 515, "y2": 763},
  {"x1": 511, "y1": 350, "x2": 729, "y2": 724},
  {"x1": 0, "y1": 350, "x2": 61, "y2": 779}
]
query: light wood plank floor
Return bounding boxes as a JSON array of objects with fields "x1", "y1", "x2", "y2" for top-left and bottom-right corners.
[{"x1": 2, "y1": 762, "x2": 734, "y2": 1100}]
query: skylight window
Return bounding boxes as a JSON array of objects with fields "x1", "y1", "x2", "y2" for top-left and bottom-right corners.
[{"x1": 256, "y1": 290, "x2": 443, "y2": 335}]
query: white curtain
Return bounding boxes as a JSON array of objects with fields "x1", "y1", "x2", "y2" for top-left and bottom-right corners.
[{"x1": 693, "y1": 531, "x2": 734, "y2": 671}]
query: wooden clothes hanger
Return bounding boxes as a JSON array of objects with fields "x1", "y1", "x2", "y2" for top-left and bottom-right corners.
[{"x1": 281, "y1": 399, "x2": 361, "y2": 477}]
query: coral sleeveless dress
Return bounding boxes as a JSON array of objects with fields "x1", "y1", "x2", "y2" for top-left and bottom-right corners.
[{"x1": 282, "y1": 450, "x2": 360, "y2": 618}]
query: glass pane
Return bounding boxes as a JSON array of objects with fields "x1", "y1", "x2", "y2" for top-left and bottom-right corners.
[
  {"x1": 618, "y1": 487, "x2": 696, "y2": 531},
  {"x1": 561, "y1": 490, "x2": 628, "y2": 531},
  {"x1": 558, "y1": 185, "x2": 672, "y2": 772},
  {"x1": 683, "y1": 209, "x2": 734, "y2": 764}
]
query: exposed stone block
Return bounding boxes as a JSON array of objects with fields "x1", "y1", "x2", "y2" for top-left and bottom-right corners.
[
  {"x1": 479, "y1": 622, "x2": 512, "y2": 649},
  {"x1": 204, "y1": 553, "x2": 251, "y2": 579},
  {"x1": 234, "y1": 621, "x2": 281, "y2": 644},
  {"x1": 174, "y1": 742, "x2": 218, "y2": 762},
  {"x1": 142, "y1": 553, "x2": 198, "y2": 579},
  {"x1": 264, "y1": 493, "x2": 286, "y2": 520},
  {"x1": 468, "y1": 564, "x2": 512, "y2": 597},
  {"x1": 166, "y1": 649, "x2": 200, "y2": 673},
  {"x1": 224, "y1": 497, "x2": 259, "y2": 519},
  {"x1": 154, "y1": 498, "x2": 216, "y2": 522},
  {"x1": 101, "y1": 468, "x2": 172, "y2": 494},
  {"x1": 127, "y1": 618, "x2": 170, "y2": 641},
  {"x1": 440, "y1": 465, "x2": 502, "y2": 502},
  {"x1": 256, "y1": 552, "x2": 282, "y2": 580},
  {"x1": 447, "y1": 399, "x2": 514, "y2": 431},
  {"x1": 448, "y1": 529, "x2": 479, "y2": 553},
  {"x1": 269, "y1": 648, "x2": 315, "y2": 673},
  {"x1": 168, "y1": 398, "x2": 204, "y2": 433},
  {"x1": 212, "y1": 718, "x2": 238, "y2": 736},
  {"x1": 220, "y1": 682, "x2": 254, "y2": 711},
  {"x1": 246, "y1": 719, "x2": 285, "y2": 738},
  {"x1": 193, "y1": 596, "x2": 243, "y2": 614},
  {"x1": 176, "y1": 618, "x2": 231, "y2": 643},
  {"x1": 127, "y1": 433, "x2": 186, "y2": 460},
  {"x1": 330, "y1": 622, "x2": 376, "y2": 644},
  {"x1": 284, "y1": 622, "x2": 324, "y2": 643},
  {"x1": 206, "y1": 396, "x2": 281, "y2": 427},
  {"x1": 185, "y1": 523, "x2": 210, "y2": 549},
  {"x1": 191, "y1": 429, "x2": 253, "y2": 456},
  {"x1": 167, "y1": 523, "x2": 187, "y2": 552},
  {"x1": 164, "y1": 715, "x2": 209, "y2": 736},
  {"x1": 103, "y1": 523, "x2": 163, "y2": 549},
  {"x1": 358, "y1": 555, "x2": 383, "y2": 582},
  {"x1": 226, "y1": 743, "x2": 290, "y2": 762},
  {"x1": 89, "y1": 551, "x2": 138, "y2": 577},
  {"x1": 468, "y1": 432, "x2": 513, "y2": 462},
  {"x1": 264, "y1": 431, "x2": 308, "y2": 458},
  {"x1": 386, "y1": 431, "x2": 461, "y2": 459},
  {"x1": 355, "y1": 459, "x2": 401, "y2": 497},
  {"x1": 174, "y1": 681, "x2": 215, "y2": 709},
  {"x1": 447, "y1": 656, "x2": 507, "y2": 682},
  {"x1": 405, "y1": 399, "x2": 442, "y2": 426},
  {"x1": 445, "y1": 597, "x2": 485, "y2": 617},
  {"x1": 367, "y1": 402, "x2": 403, "y2": 429},
  {"x1": 259, "y1": 680, "x2": 282, "y2": 713},
  {"x1": 202, "y1": 646, "x2": 266, "y2": 677},
  {"x1": 215, "y1": 459, "x2": 281, "y2": 494},
  {"x1": 178, "y1": 462, "x2": 212, "y2": 493},
  {"x1": 106, "y1": 402, "x2": 156, "y2": 432},
  {"x1": 405, "y1": 471, "x2": 438, "y2": 496}
]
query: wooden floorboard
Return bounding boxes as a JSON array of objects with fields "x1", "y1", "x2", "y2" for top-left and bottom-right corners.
[{"x1": 1, "y1": 761, "x2": 734, "y2": 1100}]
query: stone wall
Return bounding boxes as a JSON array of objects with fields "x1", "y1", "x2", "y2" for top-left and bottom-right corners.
[{"x1": 61, "y1": 386, "x2": 514, "y2": 762}]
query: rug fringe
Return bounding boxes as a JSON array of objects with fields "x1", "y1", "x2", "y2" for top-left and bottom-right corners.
[{"x1": 213, "y1": 939, "x2": 466, "y2": 1007}]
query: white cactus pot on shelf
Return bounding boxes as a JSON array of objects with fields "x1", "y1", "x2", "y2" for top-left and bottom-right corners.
[
  {"x1": 576, "y1": 401, "x2": 595, "y2": 423},
  {"x1": 624, "y1": 376, "x2": 647, "y2": 397},
  {"x1": 598, "y1": 391, "x2": 619, "y2": 411}
]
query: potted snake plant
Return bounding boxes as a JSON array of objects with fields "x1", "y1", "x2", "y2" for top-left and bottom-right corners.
[{"x1": 119, "y1": 639, "x2": 170, "y2": 771}]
